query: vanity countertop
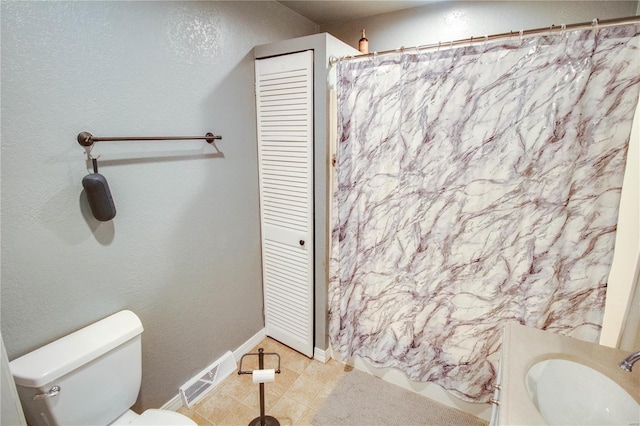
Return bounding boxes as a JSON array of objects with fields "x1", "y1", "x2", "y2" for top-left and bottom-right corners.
[{"x1": 500, "y1": 322, "x2": 640, "y2": 425}]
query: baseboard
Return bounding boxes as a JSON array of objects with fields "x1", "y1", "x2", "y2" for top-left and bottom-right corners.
[
  {"x1": 161, "y1": 394, "x2": 184, "y2": 412},
  {"x1": 161, "y1": 328, "x2": 267, "y2": 412},
  {"x1": 233, "y1": 328, "x2": 267, "y2": 362},
  {"x1": 313, "y1": 346, "x2": 332, "y2": 363}
]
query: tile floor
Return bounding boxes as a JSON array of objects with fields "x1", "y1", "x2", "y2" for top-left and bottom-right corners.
[{"x1": 177, "y1": 338, "x2": 347, "y2": 426}]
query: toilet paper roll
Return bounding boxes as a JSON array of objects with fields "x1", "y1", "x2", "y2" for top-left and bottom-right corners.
[{"x1": 252, "y1": 369, "x2": 275, "y2": 384}]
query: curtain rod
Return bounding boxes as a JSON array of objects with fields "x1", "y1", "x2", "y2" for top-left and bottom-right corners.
[
  {"x1": 77, "y1": 131, "x2": 222, "y2": 147},
  {"x1": 329, "y1": 15, "x2": 640, "y2": 65}
]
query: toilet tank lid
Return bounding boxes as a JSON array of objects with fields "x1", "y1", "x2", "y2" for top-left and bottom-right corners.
[{"x1": 10, "y1": 310, "x2": 143, "y2": 388}]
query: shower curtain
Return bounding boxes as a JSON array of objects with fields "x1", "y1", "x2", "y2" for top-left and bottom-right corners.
[{"x1": 329, "y1": 23, "x2": 640, "y2": 402}]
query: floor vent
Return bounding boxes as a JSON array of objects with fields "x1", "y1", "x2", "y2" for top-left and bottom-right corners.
[{"x1": 179, "y1": 350, "x2": 236, "y2": 408}]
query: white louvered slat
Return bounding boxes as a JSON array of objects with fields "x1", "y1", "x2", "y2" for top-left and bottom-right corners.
[{"x1": 256, "y1": 50, "x2": 314, "y2": 357}]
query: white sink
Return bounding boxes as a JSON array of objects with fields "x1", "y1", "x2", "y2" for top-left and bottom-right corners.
[{"x1": 525, "y1": 358, "x2": 639, "y2": 425}]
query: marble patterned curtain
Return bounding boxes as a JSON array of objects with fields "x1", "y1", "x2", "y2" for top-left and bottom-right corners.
[{"x1": 329, "y1": 24, "x2": 640, "y2": 402}]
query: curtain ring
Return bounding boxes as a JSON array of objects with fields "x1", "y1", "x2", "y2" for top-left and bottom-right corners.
[
  {"x1": 469, "y1": 36, "x2": 473, "y2": 46},
  {"x1": 519, "y1": 29, "x2": 524, "y2": 42},
  {"x1": 560, "y1": 24, "x2": 566, "y2": 35},
  {"x1": 509, "y1": 30, "x2": 513, "y2": 41},
  {"x1": 483, "y1": 34, "x2": 489, "y2": 49},
  {"x1": 592, "y1": 18, "x2": 599, "y2": 33},
  {"x1": 437, "y1": 41, "x2": 441, "y2": 51},
  {"x1": 549, "y1": 24, "x2": 555, "y2": 36},
  {"x1": 449, "y1": 40, "x2": 454, "y2": 49}
]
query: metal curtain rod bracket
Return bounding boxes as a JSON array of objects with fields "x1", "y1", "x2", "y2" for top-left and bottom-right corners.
[
  {"x1": 329, "y1": 15, "x2": 640, "y2": 65},
  {"x1": 77, "y1": 131, "x2": 222, "y2": 147}
]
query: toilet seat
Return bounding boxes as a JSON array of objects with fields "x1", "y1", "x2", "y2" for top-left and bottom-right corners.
[{"x1": 131, "y1": 409, "x2": 197, "y2": 425}]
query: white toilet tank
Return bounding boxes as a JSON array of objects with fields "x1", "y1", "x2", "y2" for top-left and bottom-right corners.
[{"x1": 10, "y1": 310, "x2": 144, "y2": 426}]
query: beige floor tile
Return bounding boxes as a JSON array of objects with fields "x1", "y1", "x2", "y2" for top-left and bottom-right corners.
[
  {"x1": 241, "y1": 346, "x2": 281, "y2": 372},
  {"x1": 238, "y1": 373, "x2": 294, "y2": 411},
  {"x1": 176, "y1": 405, "x2": 195, "y2": 417},
  {"x1": 189, "y1": 388, "x2": 222, "y2": 412},
  {"x1": 218, "y1": 402, "x2": 259, "y2": 426},
  {"x1": 272, "y1": 418, "x2": 294, "y2": 426},
  {"x1": 284, "y1": 374, "x2": 325, "y2": 406},
  {"x1": 241, "y1": 384, "x2": 280, "y2": 413},
  {"x1": 269, "y1": 395, "x2": 309, "y2": 424},
  {"x1": 279, "y1": 347, "x2": 313, "y2": 374},
  {"x1": 218, "y1": 373, "x2": 255, "y2": 403},
  {"x1": 177, "y1": 406, "x2": 213, "y2": 426},
  {"x1": 261, "y1": 338, "x2": 305, "y2": 360},
  {"x1": 190, "y1": 412, "x2": 215, "y2": 426},
  {"x1": 195, "y1": 392, "x2": 245, "y2": 424},
  {"x1": 238, "y1": 354, "x2": 260, "y2": 371},
  {"x1": 252, "y1": 337, "x2": 285, "y2": 354},
  {"x1": 301, "y1": 359, "x2": 342, "y2": 384},
  {"x1": 266, "y1": 365, "x2": 300, "y2": 396},
  {"x1": 187, "y1": 338, "x2": 337, "y2": 425},
  {"x1": 178, "y1": 343, "x2": 489, "y2": 426},
  {"x1": 307, "y1": 387, "x2": 330, "y2": 415},
  {"x1": 295, "y1": 406, "x2": 317, "y2": 426},
  {"x1": 238, "y1": 339, "x2": 283, "y2": 371},
  {"x1": 316, "y1": 369, "x2": 344, "y2": 398}
]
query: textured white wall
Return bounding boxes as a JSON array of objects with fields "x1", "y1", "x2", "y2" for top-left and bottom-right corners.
[
  {"x1": 321, "y1": 1, "x2": 639, "y2": 52},
  {"x1": 0, "y1": 1, "x2": 317, "y2": 410}
]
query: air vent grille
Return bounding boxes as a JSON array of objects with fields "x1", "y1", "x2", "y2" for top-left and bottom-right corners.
[{"x1": 179, "y1": 351, "x2": 236, "y2": 408}]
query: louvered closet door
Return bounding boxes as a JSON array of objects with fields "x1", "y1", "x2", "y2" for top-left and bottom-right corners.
[{"x1": 255, "y1": 50, "x2": 314, "y2": 357}]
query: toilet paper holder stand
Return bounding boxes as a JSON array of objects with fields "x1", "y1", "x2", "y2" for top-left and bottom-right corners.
[{"x1": 238, "y1": 348, "x2": 282, "y2": 426}]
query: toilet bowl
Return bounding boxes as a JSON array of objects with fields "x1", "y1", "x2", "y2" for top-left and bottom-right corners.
[{"x1": 9, "y1": 310, "x2": 196, "y2": 426}]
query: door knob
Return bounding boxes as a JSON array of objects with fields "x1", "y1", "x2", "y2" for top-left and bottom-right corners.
[{"x1": 299, "y1": 240, "x2": 305, "y2": 246}]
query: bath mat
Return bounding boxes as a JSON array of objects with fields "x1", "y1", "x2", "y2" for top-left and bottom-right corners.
[{"x1": 313, "y1": 369, "x2": 488, "y2": 426}]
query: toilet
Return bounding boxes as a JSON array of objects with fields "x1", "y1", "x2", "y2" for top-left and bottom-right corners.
[{"x1": 9, "y1": 310, "x2": 196, "y2": 426}]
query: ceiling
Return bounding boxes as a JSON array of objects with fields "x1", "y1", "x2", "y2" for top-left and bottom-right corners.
[{"x1": 278, "y1": 1, "x2": 437, "y2": 25}]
